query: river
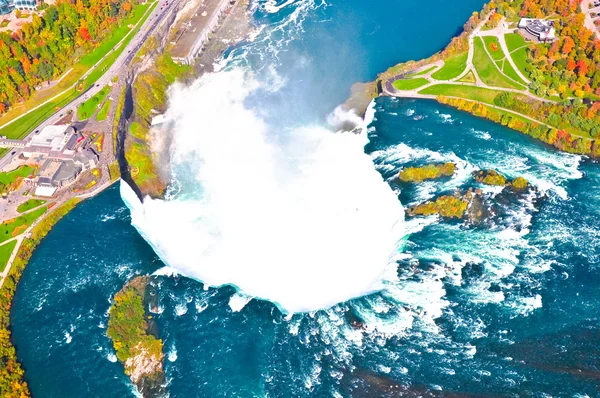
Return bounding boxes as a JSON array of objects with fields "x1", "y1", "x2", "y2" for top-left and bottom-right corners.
[{"x1": 12, "y1": 0, "x2": 600, "y2": 396}]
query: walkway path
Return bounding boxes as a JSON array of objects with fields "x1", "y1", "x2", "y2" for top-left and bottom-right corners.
[
  {"x1": 478, "y1": 17, "x2": 531, "y2": 85},
  {"x1": 382, "y1": 11, "x2": 557, "y2": 133}
]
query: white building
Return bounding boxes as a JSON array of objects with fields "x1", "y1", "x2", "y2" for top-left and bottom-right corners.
[
  {"x1": 518, "y1": 18, "x2": 556, "y2": 42},
  {"x1": 23, "y1": 125, "x2": 77, "y2": 158}
]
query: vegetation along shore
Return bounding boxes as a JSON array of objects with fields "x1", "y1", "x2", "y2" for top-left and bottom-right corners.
[{"x1": 366, "y1": 0, "x2": 600, "y2": 158}]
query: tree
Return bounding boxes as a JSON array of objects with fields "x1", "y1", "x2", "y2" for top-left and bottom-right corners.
[
  {"x1": 576, "y1": 59, "x2": 589, "y2": 77},
  {"x1": 562, "y1": 37, "x2": 575, "y2": 55}
]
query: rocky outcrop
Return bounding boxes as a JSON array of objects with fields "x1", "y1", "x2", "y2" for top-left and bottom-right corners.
[
  {"x1": 473, "y1": 169, "x2": 507, "y2": 186},
  {"x1": 473, "y1": 169, "x2": 530, "y2": 191},
  {"x1": 510, "y1": 176, "x2": 529, "y2": 191},
  {"x1": 399, "y1": 163, "x2": 455, "y2": 182},
  {"x1": 107, "y1": 276, "x2": 165, "y2": 397},
  {"x1": 407, "y1": 191, "x2": 471, "y2": 219}
]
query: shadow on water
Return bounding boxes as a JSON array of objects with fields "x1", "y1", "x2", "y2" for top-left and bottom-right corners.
[{"x1": 116, "y1": 80, "x2": 144, "y2": 201}]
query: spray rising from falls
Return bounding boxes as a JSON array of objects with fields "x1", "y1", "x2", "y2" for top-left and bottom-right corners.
[{"x1": 121, "y1": 69, "x2": 406, "y2": 313}]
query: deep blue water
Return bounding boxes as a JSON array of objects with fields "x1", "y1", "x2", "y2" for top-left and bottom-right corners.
[{"x1": 11, "y1": 0, "x2": 600, "y2": 397}]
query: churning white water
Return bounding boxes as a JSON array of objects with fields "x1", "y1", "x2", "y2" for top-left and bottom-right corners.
[{"x1": 121, "y1": 69, "x2": 406, "y2": 313}]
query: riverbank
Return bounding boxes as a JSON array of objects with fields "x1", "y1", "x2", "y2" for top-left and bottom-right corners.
[
  {"x1": 0, "y1": 198, "x2": 82, "y2": 397},
  {"x1": 121, "y1": 0, "x2": 252, "y2": 198},
  {"x1": 364, "y1": 1, "x2": 600, "y2": 158}
]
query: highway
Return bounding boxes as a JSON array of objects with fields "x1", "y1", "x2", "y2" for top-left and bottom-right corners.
[{"x1": 0, "y1": 0, "x2": 179, "y2": 170}]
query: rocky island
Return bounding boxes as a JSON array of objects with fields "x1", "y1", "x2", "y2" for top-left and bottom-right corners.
[
  {"x1": 399, "y1": 163, "x2": 456, "y2": 182},
  {"x1": 406, "y1": 168, "x2": 533, "y2": 222},
  {"x1": 107, "y1": 276, "x2": 165, "y2": 397}
]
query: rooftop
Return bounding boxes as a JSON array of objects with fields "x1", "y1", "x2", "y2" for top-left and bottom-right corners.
[{"x1": 28, "y1": 125, "x2": 75, "y2": 152}]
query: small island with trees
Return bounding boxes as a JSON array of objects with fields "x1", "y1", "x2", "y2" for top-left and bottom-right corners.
[{"x1": 107, "y1": 275, "x2": 165, "y2": 397}]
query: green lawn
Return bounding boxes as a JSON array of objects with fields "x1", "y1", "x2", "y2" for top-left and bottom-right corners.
[
  {"x1": 129, "y1": 121, "x2": 147, "y2": 140},
  {"x1": 502, "y1": 59, "x2": 527, "y2": 85},
  {"x1": 78, "y1": 86, "x2": 111, "y2": 120},
  {"x1": 419, "y1": 84, "x2": 502, "y2": 105},
  {"x1": 432, "y1": 52, "x2": 469, "y2": 80},
  {"x1": 458, "y1": 71, "x2": 476, "y2": 83},
  {"x1": 473, "y1": 38, "x2": 523, "y2": 89},
  {"x1": 0, "y1": 166, "x2": 33, "y2": 187},
  {"x1": 483, "y1": 36, "x2": 505, "y2": 61},
  {"x1": 0, "y1": 206, "x2": 47, "y2": 244},
  {"x1": 96, "y1": 100, "x2": 111, "y2": 121},
  {"x1": 393, "y1": 78, "x2": 430, "y2": 91},
  {"x1": 511, "y1": 46, "x2": 530, "y2": 81},
  {"x1": 504, "y1": 33, "x2": 527, "y2": 53},
  {"x1": 0, "y1": 1, "x2": 156, "y2": 140},
  {"x1": 0, "y1": 240, "x2": 17, "y2": 272},
  {"x1": 407, "y1": 65, "x2": 438, "y2": 77},
  {"x1": 17, "y1": 199, "x2": 47, "y2": 213}
]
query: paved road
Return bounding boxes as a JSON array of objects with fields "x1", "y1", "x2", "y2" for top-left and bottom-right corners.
[
  {"x1": 582, "y1": 0, "x2": 600, "y2": 38},
  {"x1": 0, "y1": 0, "x2": 179, "y2": 170}
]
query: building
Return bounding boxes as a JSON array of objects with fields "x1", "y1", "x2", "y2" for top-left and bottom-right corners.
[
  {"x1": 26, "y1": 124, "x2": 100, "y2": 194},
  {"x1": 151, "y1": 114, "x2": 166, "y2": 126},
  {"x1": 13, "y1": 0, "x2": 36, "y2": 10},
  {"x1": 23, "y1": 125, "x2": 77, "y2": 158},
  {"x1": 0, "y1": 0, "x2": 37, "y2": 14},
  {"x1": 518, "y1": 18, "x2": 556, "y2": 42},
  {"x1": 37, "y1": 159, "x2": 80, "y2": 188},
  {"x1": 0, "y1": 0, "x2": 14, "y2": 14}
]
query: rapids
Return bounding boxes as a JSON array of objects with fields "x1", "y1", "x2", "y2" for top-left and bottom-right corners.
[{"x1": 12, "y1": 0, "x2": 600, "y2": 397}]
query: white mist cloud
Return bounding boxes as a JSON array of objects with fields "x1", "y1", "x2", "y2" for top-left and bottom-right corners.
[{"x1": 122, "y1": 68, "x2": 406, "y2": 313}]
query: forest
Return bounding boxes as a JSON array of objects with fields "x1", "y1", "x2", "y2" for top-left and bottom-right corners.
[
  {"x1": 496, "y1": 0, "x2": 600, "y2": 99},
  {"x1": 0, "y1": 0, "x2": 138, "y2": 114}
]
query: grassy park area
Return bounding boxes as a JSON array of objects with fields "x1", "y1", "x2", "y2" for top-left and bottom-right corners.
[
  {"x1": 393, "y1": 78, "x2": 429, "y2": 91},
  {"x1": 96, "y1": 100, "x2": 112, "y2": 121},
  {"x1": 419, "y1": 84, "x2": 502, "y2": 104},
  {"x1": 0, "y1": 206, "x2": 47, "y2": 244},
  {"x1": 458, "y1": 71, "x2": 476, "y2": 83},
  {"x1": 432, "y1": 52, "x2": 468, "y2": 80},
  {"x1": 483, "y1": 36, "x2": 505, "y2": 61},
  {"x1": 78, "y1": 86, "x2": 111, "y2": 120},
  {"x1": 473, "y1": 38, "x2": 523, "y2": 89},
  {"x1": 0, "y1": 240, "x2": 17, "y2": 272},
  {"x1": 0, "y1": 1, "x2": 156, "y2": 140},
  {"x1": 504, "y1": 32, "x2": 527, "y2": 52},
  {"x1": 17, "y1": 199, "x2": 47, "y2": 213},
  {"x1": 0, "y1": 166, "x2": 34, "y2": 186},
  {"x1": 407, "y1": 66, "x2": 438, "y2": 77},
  {"x1": 0, "y1": 166, "x2": 34, "y2": 193}
]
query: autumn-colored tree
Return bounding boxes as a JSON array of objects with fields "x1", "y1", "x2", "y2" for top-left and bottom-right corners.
[
  {"x1": 562, "y1": 37, "x2": 575, "y2": 55},
  {"x1": 576, "y1": 59, "x2": 589, "y2": 76},
  {"x1": 78, "y1": 26, "x2": 92, "y2": 41},
  {"x1": 0, "y1": 0, "x2": 139, "y2": 113}
]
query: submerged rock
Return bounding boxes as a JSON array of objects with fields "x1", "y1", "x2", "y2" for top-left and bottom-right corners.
[
  {"x1": 107, "y1": 276, "x2": 166, "y2": 397},
  {"x1": 399, "y1": 162, "x2": 455, "y2": 182}
]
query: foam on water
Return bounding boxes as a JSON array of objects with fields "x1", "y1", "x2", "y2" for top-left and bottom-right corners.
[{"x1": 121, "y1": 70, "x2": 406, "y2": 313}]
